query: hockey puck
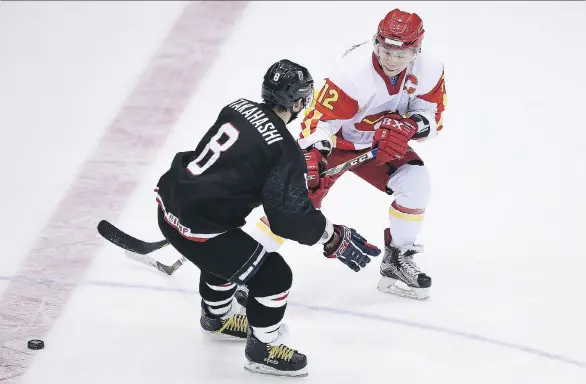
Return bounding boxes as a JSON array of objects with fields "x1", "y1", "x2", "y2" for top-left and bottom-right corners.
[{"x1": 27, "y1": 339, "x2": 44, "y2": 350}]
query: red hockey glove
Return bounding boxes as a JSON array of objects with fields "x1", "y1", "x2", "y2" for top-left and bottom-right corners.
[
  {"x1": 371, "y1": 113, "x2": 418, "y2": 166},
  {"x1": 303, "y1": 148, "x2": 328, "y2": 189},
  {"x1": 307, "y1": 174, "x2": 333, "y2": 209}
]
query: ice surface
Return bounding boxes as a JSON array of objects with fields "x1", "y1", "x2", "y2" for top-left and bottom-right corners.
[{"x1": 1, "y1": 1, "x2": 585, "y2": 383}]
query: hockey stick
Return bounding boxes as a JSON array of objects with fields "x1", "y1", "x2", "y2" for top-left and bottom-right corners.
[
  {"x1": 97, "y1": 149, "x2": 378, "y2": 275},
  {"x1": 97, "y1": 220, "x2": 184, "y2": 275},
  {"x1": 323, "y1": 148, "x2": 377, "y2": 177}
]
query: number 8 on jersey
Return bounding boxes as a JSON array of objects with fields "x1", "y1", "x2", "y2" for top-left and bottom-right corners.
[{"x1": 187, "y1": 123, "x2": 240, "y2": 175}]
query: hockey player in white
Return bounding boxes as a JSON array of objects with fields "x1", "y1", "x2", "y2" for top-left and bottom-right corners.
[{"x1": 251, "y1": 8, "x2": 447, "y2": 300}]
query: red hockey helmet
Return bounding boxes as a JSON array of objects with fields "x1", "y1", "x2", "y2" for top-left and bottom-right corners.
[{"x1": 375, "y1": 9, "x2": 425, "y2": 50}]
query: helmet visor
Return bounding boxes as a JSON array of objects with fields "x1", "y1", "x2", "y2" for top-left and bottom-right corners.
[{"x1": 374, "y1": 39, "x2": 416, "y2": 72}]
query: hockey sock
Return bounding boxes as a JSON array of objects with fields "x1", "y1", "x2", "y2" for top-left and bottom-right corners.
[
  {"x1": 199, "y1": 271, "x2": 237, "y2": 318},
  {"x1": 246, "y1": 252, "x2": 292, "y2": 343}
]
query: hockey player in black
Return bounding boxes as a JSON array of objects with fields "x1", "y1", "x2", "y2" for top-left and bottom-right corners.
[{"x1": 155, "y1": 59, "x2": 381, "y2": 377}]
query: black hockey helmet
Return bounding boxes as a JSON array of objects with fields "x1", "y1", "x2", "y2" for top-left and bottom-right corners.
[{"x1": 261, "y1": 59, "x2": 314, "y2": 117}]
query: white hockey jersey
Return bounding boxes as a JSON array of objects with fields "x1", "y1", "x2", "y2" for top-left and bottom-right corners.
[{"x1": 299, "y1": 41, "x2": 447, "y2": 151}]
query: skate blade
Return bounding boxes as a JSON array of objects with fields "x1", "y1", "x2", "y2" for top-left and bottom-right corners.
[
  {"x1": 377, "y1": 276, "x2": 430, "y2": 300},
  {"x1": 244, "y1": 361, "x2": 308, "y2": 377}
]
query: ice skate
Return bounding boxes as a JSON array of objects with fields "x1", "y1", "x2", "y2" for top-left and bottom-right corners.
[
  {"x1": 200, "y1": 300, "x2": 248, "y2": 340},
  {"x1": 377, "y1": 228, "x2": 431, "y2": 300},
  {"x1": 244, "y1": 325, "x2": 308, "y2": 377}
]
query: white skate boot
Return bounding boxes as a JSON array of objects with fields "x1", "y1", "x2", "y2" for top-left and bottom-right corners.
[{"x1": 377, "y1": 228, "x2": 431, "y2": 300}]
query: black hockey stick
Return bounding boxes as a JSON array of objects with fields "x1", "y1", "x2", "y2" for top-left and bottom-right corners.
[
  {"x1": 97, "y1": 220, "x2": 183, "y2": 275},
  {"x1": 97, "y1": 149, "x2": 378, "y2": 275}
]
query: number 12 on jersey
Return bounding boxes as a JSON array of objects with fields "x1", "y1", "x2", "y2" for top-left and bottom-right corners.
[{"x1": 186, "y1": 123, "x2": 240, "y2": 176}]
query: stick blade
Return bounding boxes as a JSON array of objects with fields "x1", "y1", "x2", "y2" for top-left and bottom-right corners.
[{"x1": 97, "y1": 220, "x2": 168, "y2": 254}]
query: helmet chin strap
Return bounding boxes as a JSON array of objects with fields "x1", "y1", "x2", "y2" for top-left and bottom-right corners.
[
  {"x1": 287, "y1": 97, "x2": 306, "y2": 123},
  {"x1": 288, "y1": 108, "x2": 300, "y2": 123},
  {"x1": 411, "y1": 48, "x2": 420, "y2": 62}
]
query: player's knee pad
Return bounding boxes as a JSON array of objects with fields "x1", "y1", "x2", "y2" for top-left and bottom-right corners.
[
  {"x1": 386, "y1": 164, "x2": 431, "y2": 209},
  {"x1": 246, "y1": 252, "x2": 292, "y2": 309}
]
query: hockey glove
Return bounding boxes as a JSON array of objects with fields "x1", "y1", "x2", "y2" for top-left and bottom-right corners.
[
  {"x1": 307, "y1": 174, "x2": 332, "y2": 209},
  {"x1": 323, "y1": 225, "x2": 381, "y2": 272},
  {"x1": 372, "y1": 113, "x2": 418, "y2": 166},
  {"x1": 303, "y1": 148, "x2": 328, "y2": 189}
]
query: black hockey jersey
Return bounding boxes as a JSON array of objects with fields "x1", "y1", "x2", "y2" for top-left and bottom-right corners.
[{"x1": 155, "y1": 98, "x2": 327, "y2": 245}]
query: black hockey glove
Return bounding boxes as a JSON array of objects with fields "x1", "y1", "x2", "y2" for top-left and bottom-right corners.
[{"x1": 323, "y1": 225, "x2": 381, "y2": 272}]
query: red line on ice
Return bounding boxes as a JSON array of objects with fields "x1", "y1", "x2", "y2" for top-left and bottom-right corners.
[{"x1": 0, "y1": 2, "x2": 249, "y2": 382}]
